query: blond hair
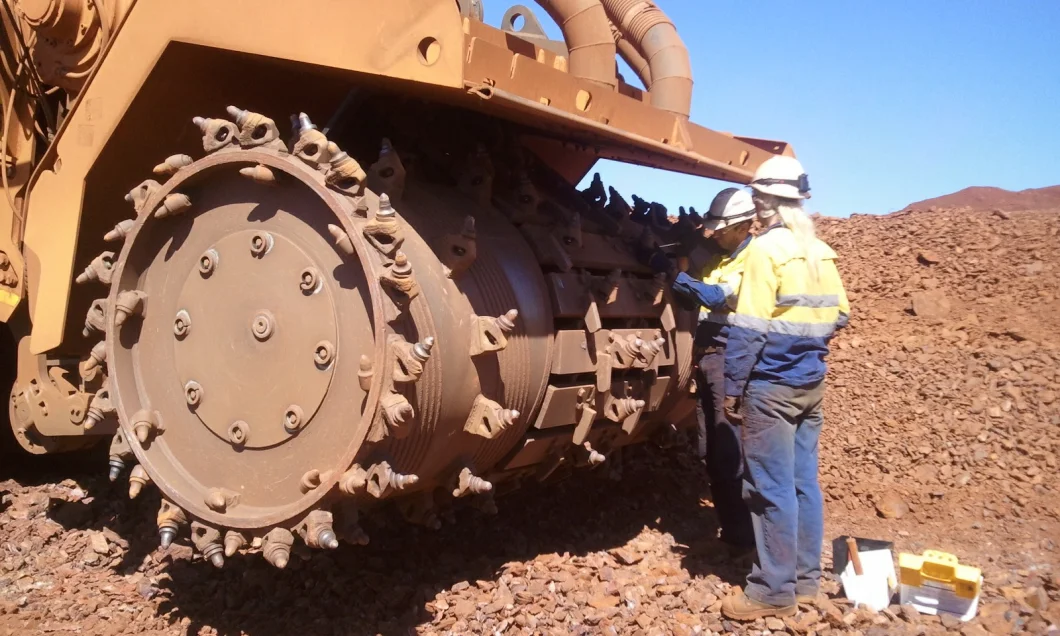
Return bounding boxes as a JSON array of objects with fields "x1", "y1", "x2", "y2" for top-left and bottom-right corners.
[{"x1": 758, "y1": 194, "x2": 821, "y2": 282}]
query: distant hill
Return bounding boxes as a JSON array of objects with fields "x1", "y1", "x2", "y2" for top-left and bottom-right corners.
[{"x1": 903, "y1": 185, "x2": 1060, "y2": 212}]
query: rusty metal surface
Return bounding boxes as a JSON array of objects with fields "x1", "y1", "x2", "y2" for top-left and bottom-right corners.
[
  {"x1": 1, "y1": 0, "x2": 794, "y2": 568},
  {"x1": 19, "y1": 0, "x2": 466, "y2": 353},
  {"x1": 48, "y1": 103, "x2": 697, "y2": 564}
]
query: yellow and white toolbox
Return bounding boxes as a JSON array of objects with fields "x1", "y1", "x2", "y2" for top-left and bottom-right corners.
[{"x1": 899, "y1": 550, "x2": 983, "y2": 621}]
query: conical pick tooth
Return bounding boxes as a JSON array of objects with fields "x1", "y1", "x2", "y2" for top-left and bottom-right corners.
[
  {"x1": 152, "y1": 154, "x2": 193, "y2": 176},
  {"x1": 159, "y1": 527, "x2": 176, "y2": 549},
  {"x1": 318, "y1": 529, "x2": 339, "y2": 550},
  {"x1": 223, "y1": 531, "x2": 247, "y2": 557},
  {"x1": 104, "y1": 219, "x2": 135, "y2": 243},
  {"x1": 239, "y1": 165, "x2": 276, "y2": 184},
  {"x1": 327, "y1": 224, "x2": 355, "y2": 256},
  {"x1": 154, "y1": 193, "x2": 192, "y2": 219},
  {"x1": 226, "y1": 105, "x2": 249, "y2": 125}
]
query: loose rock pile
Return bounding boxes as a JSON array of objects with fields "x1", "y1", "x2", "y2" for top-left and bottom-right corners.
[{"x1": 1, "y1": 206, "x2": 1058, "y2": 635}]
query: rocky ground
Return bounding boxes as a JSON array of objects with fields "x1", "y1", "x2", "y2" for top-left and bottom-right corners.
[{"x1": 1, "y1": 205, "x2": 1059, "y2": 635}]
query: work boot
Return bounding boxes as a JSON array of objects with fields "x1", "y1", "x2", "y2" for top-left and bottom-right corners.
[
  {"x1": 721, "y1": 589, "x2": 797, "y2": 621},
  {"x1": 796, "y1": 593, "x2": 818, "y2": 605}
]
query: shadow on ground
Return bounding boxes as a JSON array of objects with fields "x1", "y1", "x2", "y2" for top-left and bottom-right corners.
[{"x1": 12, "y1": 443, "x2": 745, "y2": 635}]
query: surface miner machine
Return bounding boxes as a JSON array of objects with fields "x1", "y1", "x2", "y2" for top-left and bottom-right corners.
[{"x1": 0, "y1": 0, "x2": 793, "y2": 567}]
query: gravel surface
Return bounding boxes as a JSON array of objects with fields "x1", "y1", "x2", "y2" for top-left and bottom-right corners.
[{"x1": 1, "y1": 205, "x2": 1058, "y2": 635}]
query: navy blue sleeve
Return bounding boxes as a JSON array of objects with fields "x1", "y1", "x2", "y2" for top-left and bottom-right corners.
[
  {"x1": 672, "y1": 272, "x2": 728, "y2": 310},
  {"x1": 724, "y1": 323, "x2": 768, "y2": 396}
]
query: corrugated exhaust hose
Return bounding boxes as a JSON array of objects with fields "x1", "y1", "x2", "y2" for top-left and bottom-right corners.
[
  {"x1": 534, "y1": 0, "x2": 618, "y2": 88},
  {"x1": 610, "y1": 19, "x2": 652, "y2": 88},
  {"x1": 599, "y1": 0, "x2": 693, "y2": 118}
]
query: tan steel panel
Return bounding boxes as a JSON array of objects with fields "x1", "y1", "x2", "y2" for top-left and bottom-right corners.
[
  {"x1": 519, "y1": 225, "x2": 648, "y2": 274},
  {"x1": 466, "y1": 37, "x2": 676, "y2": 146},
  {"x1": 23, "y1": 0, "x2": 464, "y2": 353},
  {"x1": 0, "y1": 15, "x2": 33, "y2": 321},
  {"x1": 533, "y1": 375, "x2": 672, "y2": 430},
  {"x1": 461, "y1": 31, "x2": 788, "y2": 182},
  {"x1": 550, "y1": 328, "x2": 675, "y2": 375},
  {"x1": 548, "y1": 272, "x2": 660, "y2": 319},
  {"x1": 499, "y1": 423, "x2": 620, "y2": 471}
]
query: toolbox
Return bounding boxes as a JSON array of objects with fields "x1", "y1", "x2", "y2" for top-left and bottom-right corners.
[{"x1": 899, "y1": 550, "x2": 982, "y2": 621}]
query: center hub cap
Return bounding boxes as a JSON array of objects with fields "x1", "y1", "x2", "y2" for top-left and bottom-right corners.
[
  {"x1": 174, "y1": 230, "x2": 337, "y2": 449},
  {"x1": 104, "y1": 149, "x2": 382, "y2": 530}
]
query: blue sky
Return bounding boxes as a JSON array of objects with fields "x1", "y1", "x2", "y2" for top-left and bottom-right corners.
[{"x1": 484, "y1": 2, "x2": 1060, "y2": 216}]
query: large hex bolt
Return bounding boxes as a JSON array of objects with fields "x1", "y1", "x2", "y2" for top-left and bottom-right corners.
[
  {"x1": 284, "y1": 405, "x2": 305, "y2": 433},
  {"x1": 249, "y1": 231, "x2": 273, "y2": 257},
  {"x1": 184, "y1": 380, "x2": 203, "y2": 408},
  {"x1": 173, "y1": 309, "x2": 191, "y2": 338},
  {"x1": 299, "y1": 267, "x2": 321, "y2": 293},
  {"x1": 251, "y1": 311, "x2": 274, "y2": 341},
  {"x1": 314, "y1": 340, "x2": 334, "y2": 368}
]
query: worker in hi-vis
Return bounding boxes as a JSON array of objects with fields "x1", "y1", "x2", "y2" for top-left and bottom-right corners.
[
  {"x1": 720, "y1": 156, "x2": 850, "y2": 621},
  {"x1": 667, "y1": 188, "x2": 758, "y2": 555}
]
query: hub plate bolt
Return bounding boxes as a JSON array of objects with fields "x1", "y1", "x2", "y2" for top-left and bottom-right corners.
[
  {"x1": 299, "y1": 267, "x2": 321, "y2": 293},
  {"x1": 314, "y1": 340, "x2": 334, "y2": 367},
  {"x1": 251, "y1": 311, "x2": 274, "y2": 341},
  {"x1": 284, "y1": 405, "x2": 304, "y2": 433},
  {"x1": 228, "y1": 421, "x2": 249, "y2": 447},
  {"x1": 173, "y1": 309, "x2": 191, "y2": 338},
  {"x1": 198, "y1": 249, "x2": 218, "y2": 276},
  {"x1": 249, "y1": 231, "x2": 273, "y2": 257},
  {"x1": 184, "y1": 380, "x2": 203, "y2": 407}
]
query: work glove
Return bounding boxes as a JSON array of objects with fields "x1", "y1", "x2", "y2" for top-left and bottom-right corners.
[
  {"x1": 723, "y1": 395, "x2": 743, "y2": 425},
  {"x1": 645, "y1": 248, "x2": 674, "y2": 275}
]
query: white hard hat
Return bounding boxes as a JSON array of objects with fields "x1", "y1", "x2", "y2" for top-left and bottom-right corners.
[
  {"x1": 703, "y1": 188, "x2": 756, "y2": 231},
  {"x1": 750, "y1": 155, "x2": 811, "y2": 200}
]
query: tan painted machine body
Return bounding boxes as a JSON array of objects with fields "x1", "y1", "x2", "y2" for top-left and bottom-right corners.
[{"x1": 0, "y1": 0, "x2": 793, "y2": 564}]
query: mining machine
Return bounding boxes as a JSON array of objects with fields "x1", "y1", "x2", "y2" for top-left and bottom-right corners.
[{"x1": 0, "y1": 0, "x2": 793, "y2": 567}]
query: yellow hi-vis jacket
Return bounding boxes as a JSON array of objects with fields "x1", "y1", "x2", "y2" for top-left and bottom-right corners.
[
  {"x1": 671, "y1": 236, "x2": 752, "y2": 346},
  {"x1": 724, "y1": 224, "x2": 850, "y2": 397},
  {"x1": 697, "y1": 237, "x2": 751, "y2": 328}
]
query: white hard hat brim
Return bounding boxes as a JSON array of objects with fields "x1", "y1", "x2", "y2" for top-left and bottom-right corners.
[
  {"x1": 750, "y1": 181, "x2": 809, "y2": 200},
  {"x1": 704, "y1": 210, "x2": 756, "y2": 232}
]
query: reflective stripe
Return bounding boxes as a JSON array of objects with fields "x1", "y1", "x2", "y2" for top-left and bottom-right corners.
[
  {"x1": 732, "y1": 314, "x2": 770, "y2": 332},
  {"x1": 718, "y1": 282, "x2": 735, "y2": 298},
  {"x1": 699, "y1": 310, "x2": 734, "y2": 325},
  {"x1": 837, "y1": 311, "x2": 850, "y2": 329},
  {"x1": 769, "y1": 320, "x2": 836, "y2": 338},
  {"x1": 776, "y1": 294, "x2": 839, "y2": 308}
]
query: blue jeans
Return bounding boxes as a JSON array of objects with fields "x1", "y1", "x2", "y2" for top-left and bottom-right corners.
[
  {"x1": 695, "y1": 351, "x2": 754, "y2": 547},
  {"x1": 741, "y1": 378, "x2": 825, "y2": 607}
]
